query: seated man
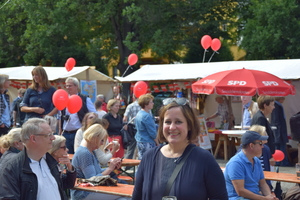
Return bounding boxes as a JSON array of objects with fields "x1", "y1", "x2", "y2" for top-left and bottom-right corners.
[{"x1": 224, "y1": 130, "x2": 278, "y2": 200}]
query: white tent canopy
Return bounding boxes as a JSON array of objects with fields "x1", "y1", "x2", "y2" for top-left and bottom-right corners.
[
  {"x1": 115, "y1": 59, "x2": 300, "y2": 82},
  {"x1": 0, "y1": 66, "x2": 114, "y2": 82}
]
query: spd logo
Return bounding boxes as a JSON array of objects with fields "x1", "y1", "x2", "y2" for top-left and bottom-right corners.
[
  {"x1": 227, "y1": 81, "x2": 247, "y2": 85},
  {"x1": 262, "y1": 81, "x2": 278, "y2": 86},
  {"x1": 201, "y1": 79, "x2": 215, "y2": 84}
]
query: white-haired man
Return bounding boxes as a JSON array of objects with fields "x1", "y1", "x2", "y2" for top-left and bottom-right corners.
[
  {"x1": 0, "y1": 118, "x2": 67, "y2": 199},
  {"x1": 59, "y1": 77, "x2": 96, "y2": 154}
]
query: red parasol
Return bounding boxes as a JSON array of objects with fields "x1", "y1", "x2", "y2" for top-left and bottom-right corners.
[{"x1": 192, "y1": 68, "x2": 295, "y2": 96}]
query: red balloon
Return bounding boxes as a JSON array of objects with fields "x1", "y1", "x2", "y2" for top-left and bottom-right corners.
[
  {"x1": 52, "y1": 89, "x2": 69, "y2": 110},
  {"x1": 65, "y1": 57, "x2": 76, "y2": 72},
  {"x1": 128, "y1": 54, "x2": 138, "y2": 66},
  {"x1": 133, "y1": 81, "x2": 148, "y2": 98},
  {"x1": 67, "y1": 95, "x2": 82, "y2": 114},
  {"x1": 211, "y1": 38, "x2": 221, "y2": 51},
  {"x1": 200, "y1": 35, "x2": 212, "y2": 50},
  {"x1": 272, "y1": 150, "x2": 285, "y2": 162}
]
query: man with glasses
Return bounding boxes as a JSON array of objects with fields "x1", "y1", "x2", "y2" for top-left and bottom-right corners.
[
  {"x1": 59, "y1": 77, "x2": 96, "y2": 154},
  {"x1": 224, "y1": 131, "x2": 278, "y2": 200},
  {"x1": 0, "y1": 118, "x2": 68, "y2": 200}
]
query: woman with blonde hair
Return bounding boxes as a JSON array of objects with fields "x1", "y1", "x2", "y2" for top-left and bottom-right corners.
[
  {"x1": 0, "y1": 134, "x2": 8, "y2": 158},
  {"x1": 0, "y1": 74, "x2": 11, "y2": 136},
  {"x1": 103, "y1": 99, "x2": 125, "y2": 158},
  {"x1": 74, "y1": 112, "x2": 98, "y2": 152},
  {"x1": 74, "y1": 115, "x2": 120, "y2": 166},
  {"x1": 0, "y1": 128, "x2": 24, "y2": 165},
  {"x1": 20, "y1": 66, "x2": 57, "y2": 121},
  {"x1": 48, "y1": 135, "x2": 76, "y2": 192},
  {"x1": 71, "y1": 124, "x2": 126, "y2": 200}
]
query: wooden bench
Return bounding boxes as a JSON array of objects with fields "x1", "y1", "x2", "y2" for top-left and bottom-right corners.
[
  {"x1": 73, "y1": 183, "x2": 134, "y2": 197},
  {"x1": 118, "y1": 175, "x2": 134, "y2": 183}
]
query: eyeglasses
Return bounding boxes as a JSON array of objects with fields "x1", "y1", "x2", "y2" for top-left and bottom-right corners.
[
  {"x1": 162, "y1": 98, "x2": 189, "y2": 106},
  {"x1": 34, "y1": 132, "x2": 54, "y2": 138},
  {"x1": 252, "y1": 141, "x2": 263, "y2": 146},
  {"x1": 60, "y1": 146, "x2": 67, "y2": 150}
]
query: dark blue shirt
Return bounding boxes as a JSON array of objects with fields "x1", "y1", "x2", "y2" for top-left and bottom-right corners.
[{"x1": 20, "y1": 87, "x2": 56, "y2": 120}]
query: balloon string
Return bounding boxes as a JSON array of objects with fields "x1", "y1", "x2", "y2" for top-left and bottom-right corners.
[
  {"x1": 121, "y1": 65, "x2": 132, "y2": 77},
  {"x1": 208, "y1": 51, "x2": 219, "y2": 63},
  {"x1": 202, "y1": 49, "x2": 207, "y2": 63}
]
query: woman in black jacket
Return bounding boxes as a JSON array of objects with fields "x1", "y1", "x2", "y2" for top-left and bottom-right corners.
[{"x1": 48, "y1": 135, "x2": 77, "y2": 190}]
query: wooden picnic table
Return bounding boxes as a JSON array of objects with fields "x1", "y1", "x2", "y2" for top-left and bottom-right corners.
[
  {"x1": 68, "y1": 154, "x2": 140, "y2": 167},
  {"x1": 69, "y1": 154, "x2": 140, "y2": 184},
  {"x1": 264, "y1": 171, "x2": 300, "y2": 184},
  {"x1": 209, "y1": 129, "x2": 246, "y2": 161},
  {"x1": 73, "y1": 183, "x2": 134, "y2": 197},
  {"x1": 222, "y1": 166, "x2": 300, "y2": 184}
]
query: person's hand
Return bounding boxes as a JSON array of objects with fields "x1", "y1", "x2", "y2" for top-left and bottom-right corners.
[
  {"x1": 123, "y1": 124, "x2": 128, "y2": 131},
  {"x1": 105, "y1": 142, "x2": 114, "y2": 150},
  {"x1": 269, "y1": 157, "x2": 276, "y2": 166},
  {"x1": 112, "y1": 142, "x2": 120, "y2": 152},
  {"x1": 58, "y1": 155, "x2": 73, "y2": 171},
  {"x1": 0, "y1": 124, "x2": 5, "y2": 128},
  {"x1": 35, "y1": 107, "x2": 45, "y2": 114},
  {"x1": 108, "y1": 158, "x2": 122, "y2": 170},
  {"x1": 264, "y1": 194, "x2": 278, "y2": 200}
]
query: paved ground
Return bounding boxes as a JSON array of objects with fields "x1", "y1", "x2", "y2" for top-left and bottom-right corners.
[{"x1": 216, "y1": 159, "x2": 296, "y2": 195}]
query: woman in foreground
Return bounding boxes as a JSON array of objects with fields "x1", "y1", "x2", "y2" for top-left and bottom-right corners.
[{"x1": 132, "y1": 98, "x2": 228, "y2": 200}]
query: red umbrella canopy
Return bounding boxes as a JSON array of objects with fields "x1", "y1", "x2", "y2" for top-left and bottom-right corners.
[{"x1": 192, "y1": 68, "x2": 295, "y2": 96}]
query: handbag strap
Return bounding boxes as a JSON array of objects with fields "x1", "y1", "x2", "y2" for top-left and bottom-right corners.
[{"x1": 163, "y1": 145, "x2": 196, "y2": 196}]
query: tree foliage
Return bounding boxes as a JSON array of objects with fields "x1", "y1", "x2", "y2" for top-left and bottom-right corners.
[
  {"x1": 0, "y1": 0, "x2": 238, "y2": 78},
  {"x1": 239, "y1": 0, "x2": 300, "y2": 60}
]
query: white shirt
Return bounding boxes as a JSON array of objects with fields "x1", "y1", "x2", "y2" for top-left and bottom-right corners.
[
  {"x1": 63, "y1": 95, "x2": 97, "y2": 131},
  {"x1": 29, "y1": 155, "x2": 61, "y2": 200}
]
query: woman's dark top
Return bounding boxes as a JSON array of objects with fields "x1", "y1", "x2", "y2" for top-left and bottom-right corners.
[
  {"x1": 20, "y1": 86, "x2": 56, "y2": 120},
  {"x1": 132, "y1": 144, "x2": 228, "y2": 200},
  {"x1": 103, "y1": 112, "x2": 123, "y2": 136}
]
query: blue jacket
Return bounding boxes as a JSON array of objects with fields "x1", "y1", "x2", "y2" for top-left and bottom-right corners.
[{"x1": 135, "y1": 110, "x2": 156, "y2": 143}]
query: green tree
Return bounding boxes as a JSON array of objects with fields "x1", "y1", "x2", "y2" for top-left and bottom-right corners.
[
  {"x1": 239, "y1": 0, "x2": 300, "y2": 59},
  {"x1": 0, "y1": 0, "x2": 239, "y2": 87}
]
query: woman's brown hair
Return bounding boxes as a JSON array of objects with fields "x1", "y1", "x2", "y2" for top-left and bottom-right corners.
[{"x1": 29, "y1": 66, "x2": 51, "y2": 90}]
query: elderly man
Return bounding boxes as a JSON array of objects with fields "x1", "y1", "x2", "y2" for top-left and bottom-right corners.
[
  {"x1": 59, "y1": 77, "x2": 96, "y2": 154},
  {"x1": 96, "y1": 94, "x2": 108, "y2": 112},
  {"x1": 224, "y1": 131, "x2": 278, "y2": 200},
  {"x1": 206, "y1": 95, "x2": 230, "y2": 130},
  {"x1": 0, "y1": 118, "x2": 67, "y2": 200},
  {"x1": 241, "y1": 96, "x2": 259, "y2": 127}
]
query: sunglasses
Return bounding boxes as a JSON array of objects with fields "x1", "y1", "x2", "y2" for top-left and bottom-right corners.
[
  {"x1": 252, "y1": 141, "x2": 263, "y2": 146},
  {"x1": 60, "y1": 146, "x2": 67, "y2": 150},
  {"x1": 162, "y1": 98, "x2": 189, "y2": 106}
]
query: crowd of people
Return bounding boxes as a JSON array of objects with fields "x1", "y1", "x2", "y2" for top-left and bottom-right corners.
[{"x1": 0, "y1": 67, "x2": 291, "y2": 200}]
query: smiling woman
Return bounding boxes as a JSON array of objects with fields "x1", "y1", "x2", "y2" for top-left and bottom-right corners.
[{"x1": 132, "y1": 98, "x2": 228, "y2": 200}]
